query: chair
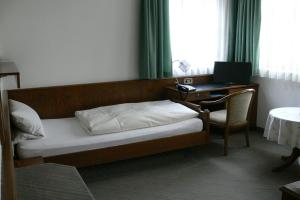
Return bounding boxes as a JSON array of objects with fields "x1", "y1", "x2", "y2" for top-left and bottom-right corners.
[{"x1": 200, "y1": 89, "x2": 255, "y2": 156}]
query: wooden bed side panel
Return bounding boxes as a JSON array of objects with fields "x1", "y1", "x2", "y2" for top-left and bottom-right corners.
[
  {"x1": 43, "y1": 131, "x2": 209, "y2": 167},
  {"x1": 7, "y1": 76, "x2": 213, "y2": 119}
]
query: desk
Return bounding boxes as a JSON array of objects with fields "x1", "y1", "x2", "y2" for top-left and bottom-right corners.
[
  {"x1": 165, "y1": 83, "x2": 259, "y2": 128},
  {"x1": 264, "y1": 107, "x2": 300, "y2": 172},
  {"x1": 16, "y1": 163, "x2": 95, "y2": 200}
]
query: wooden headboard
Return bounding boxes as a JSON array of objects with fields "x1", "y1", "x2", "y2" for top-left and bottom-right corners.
[{"x1": 7, "y1": 76, "x2": 213, "y2": 119}]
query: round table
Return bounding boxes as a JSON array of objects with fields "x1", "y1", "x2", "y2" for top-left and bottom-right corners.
[{"x1": 264, "y1": 107, "x2": 300, "y2": 171}]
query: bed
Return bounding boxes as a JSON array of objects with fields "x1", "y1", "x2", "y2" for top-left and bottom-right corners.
[
  {"x1": 16, "y1": 117, "x2": 203, "y2": 159},
  {"x1": 7, "y1": 78, "x2": 210, "y2": 167}
]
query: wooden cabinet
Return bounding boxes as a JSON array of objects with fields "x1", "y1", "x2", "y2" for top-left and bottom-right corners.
[
  {"x1": 281, "y1": 181, "x2": 300, "y2": 200},
  {"x1": 165, "y1": 83, "x2": 259, "y2": 128}
]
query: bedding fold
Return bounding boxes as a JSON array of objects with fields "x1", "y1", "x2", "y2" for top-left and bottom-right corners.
[{"x1": 75, "y1": 100, "x2": 199, "y2": 135}]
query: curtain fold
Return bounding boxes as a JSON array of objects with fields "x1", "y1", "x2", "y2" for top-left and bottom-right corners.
[
  {"x1": 227, "y1": 0, "x2": 261, "y2": 75},
  {"x1": 139, "y1": 0, "x2": 172, "y2": 79}
]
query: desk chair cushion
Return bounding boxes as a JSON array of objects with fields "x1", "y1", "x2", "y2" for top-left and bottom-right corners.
[
  {"x1": 228, "y1": 92, "x2": 252, "y2": 126},
  {"x1": 210, "y1": 109, "x2": 226, "y2": 124}
]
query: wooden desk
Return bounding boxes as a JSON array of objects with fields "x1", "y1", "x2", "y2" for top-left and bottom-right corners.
[
  {"x1": 165, "y1": 83, "x2": 259, "y2": 128},
  {"x1": 15, "y1": 163, "x2": 95, "y2": 200},
  {"x1": 0, "y1": 62, "x2": 20, "y2": 88}
]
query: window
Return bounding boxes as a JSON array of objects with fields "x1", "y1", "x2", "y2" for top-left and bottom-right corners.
[
  {"x1": 169, "y1": 0, "x2": 229, "y2": 76},
  {"x1": 259, "y1": 0, "x2": 300, "y2": 82}
]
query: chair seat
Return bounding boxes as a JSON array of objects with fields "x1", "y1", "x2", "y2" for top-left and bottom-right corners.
[
  {"x1": 210, "y1": 109, "x2": 248, "y2": 126},
  {"x1": 210, "y1": 109, "x2": 227, "y2": 124}
]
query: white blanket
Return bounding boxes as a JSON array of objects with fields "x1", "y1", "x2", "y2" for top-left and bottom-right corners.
[{"x1": 75, "y1": 100, "x2": 199, "y2": 135}]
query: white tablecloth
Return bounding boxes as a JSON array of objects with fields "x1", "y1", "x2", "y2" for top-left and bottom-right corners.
[{"x1": 264, "y1": 107, "x2": 300, "y2": 148}]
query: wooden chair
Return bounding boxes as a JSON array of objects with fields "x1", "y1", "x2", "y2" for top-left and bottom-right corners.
[{"x1": 201, "y1": 89, "x2": 255, "y2": 156}]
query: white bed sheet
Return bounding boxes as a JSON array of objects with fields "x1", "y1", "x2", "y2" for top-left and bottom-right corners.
[{"x1": 16, "y1": 117, "x2": 203, "y2": 159}]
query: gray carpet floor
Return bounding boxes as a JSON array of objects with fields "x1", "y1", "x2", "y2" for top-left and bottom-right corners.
[{"x1": 79, "y1": 131, "x2": 300, "y2": 200}]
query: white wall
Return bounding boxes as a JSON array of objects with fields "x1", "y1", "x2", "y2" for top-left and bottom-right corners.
[
  {"x1": 0, "y1": 0, "x2": 139, "y2": 88},
  {"x1": 254, "y1": 77, "x2": 300, "y2": 128}
]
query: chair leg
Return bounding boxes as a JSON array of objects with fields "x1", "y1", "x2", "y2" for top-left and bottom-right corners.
[
  {"x1": 224, "y1": 127, "x2": 230, "y2": 156},
  {"x1": 245, "y1": 124, "x2": 250, "y2": 147}
]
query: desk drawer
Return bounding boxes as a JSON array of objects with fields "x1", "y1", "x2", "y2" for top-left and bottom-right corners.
[
  {"x1": 185, "y1": 92, "x2": 210, "y2": 101},
  {"x1": 228, "y1": 87, "x2": 249, "y2": 94},
  {"x1": 229, "y1": 86, "x2": 257, "y2": 94},
  {"x1": 165, "y1": 88, "x2": 210, "y2": 101}
]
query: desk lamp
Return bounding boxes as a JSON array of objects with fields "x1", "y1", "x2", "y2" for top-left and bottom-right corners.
[{"x1": 173, "y1": 60, "x2": 191, "y2": 74}]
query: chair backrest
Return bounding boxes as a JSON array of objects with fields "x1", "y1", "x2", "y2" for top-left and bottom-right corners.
[{"x1": 226, "y1": 89, "x2": 255, "y2": 126}]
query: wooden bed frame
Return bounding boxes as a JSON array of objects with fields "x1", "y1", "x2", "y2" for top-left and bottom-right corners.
[
  {"x1": 0, "y1": 90, "x2": 17, "y2": 200},
  {"x1": 6, "y1": 76, "x2": 211, "y2": 167}
]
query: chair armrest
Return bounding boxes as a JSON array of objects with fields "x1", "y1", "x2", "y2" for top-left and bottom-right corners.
[
  {"x1": 198, "y1": 108, "x2": 210, "y2": 132},
  {"x1": 171, "y1": 99, "x2": 201, "y2": 112},
  {"x1": 171, "y1": 99, "x2": 210, "y2": 132},
  {"x1": 200, "y1": 95, "x2": 229, "y2": 106}
]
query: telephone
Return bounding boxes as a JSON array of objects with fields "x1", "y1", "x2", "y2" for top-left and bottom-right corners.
[{"x1": 176, "y1": 84, "x2": 196, "y2": 92}]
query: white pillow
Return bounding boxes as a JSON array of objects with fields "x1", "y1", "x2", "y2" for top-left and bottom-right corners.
[{"x1": 9, "y1": 99, "x2": 45, "y2": 140}]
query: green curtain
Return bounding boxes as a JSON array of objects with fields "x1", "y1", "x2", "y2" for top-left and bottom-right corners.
[
  {"x1": 139, "y1": 0, "x2": 172, "y2": 79},
  {"x1": 227, "y1": 0, "x2": 261, "y2": 75}
]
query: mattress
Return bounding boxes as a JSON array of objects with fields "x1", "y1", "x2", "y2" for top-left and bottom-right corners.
[{"x1": 16, "y1": 117, "x2": 203, "y2": 159}]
